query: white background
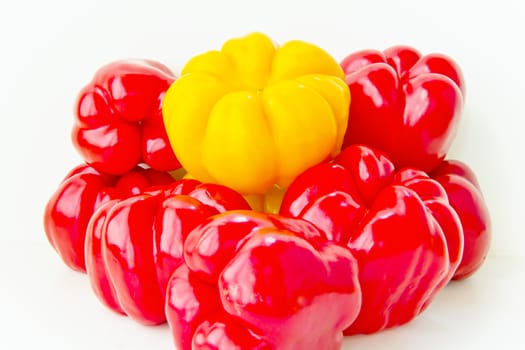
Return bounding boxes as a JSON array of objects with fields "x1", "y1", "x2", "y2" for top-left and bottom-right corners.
[{"x1": 1, "y1": 0, "x2": 524, "y2": 349}]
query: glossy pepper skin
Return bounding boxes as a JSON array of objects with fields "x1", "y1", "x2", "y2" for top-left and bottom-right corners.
[
  {"x1": 340, "y1": 46, "x2": 465, "y2": 172},
  {"x1": 162, "y1": 32, "x2": 350, "y2": 195},
  {"x1": 43, "y1": 163, "x2": 174, "y2": 272},
  {"x1": 85, "y1": 180, "x2": 251, "y2": 325},
  {"x1": 432, "y1": 160, "x2": 491, "y2": 280},
  {"x1": 280, "y1": 144, "x2": 463, "y2": 334},
  {"x1": 165, "y1": 211, "x2": 362, "y2": 350},
  {"x1": 73, "y1": 59, "x2": 180, "y2": 175}
]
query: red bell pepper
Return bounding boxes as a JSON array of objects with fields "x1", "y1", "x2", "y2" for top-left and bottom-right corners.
[
  {"x1": 85, "y1": 180, "x2": 251, "y2": 325},
  {"x1": 43, "y1": 163, "x2": 174, "y2": 272},
  {"x1": 72, "y1": 59, "x2": 180, "y2": 175},
  {"x1": 166, "y1": 211, "x2": 362, "y2": 350},
  {"x1": 340, "y1": 46, "x2": 465, "y2": 172},
  {"x1": 432, "y1": 160, "x2": 491, "y2": 280},
  {"x1": 280, "y1": 144, "x2": 463, "y2": 334}
]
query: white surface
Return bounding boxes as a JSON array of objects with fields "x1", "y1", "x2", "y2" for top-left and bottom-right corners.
[
  {"x1": 1, "y1": 243, "x2": 522, "y2": 349},
  {"x1": 1, "y1": 0, "x2": 524, "y2": 349}
]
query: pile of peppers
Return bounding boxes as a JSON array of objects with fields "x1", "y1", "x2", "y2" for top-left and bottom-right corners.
[{"x1": 44, "y1": 32, "x2": 491, "y2": 349}]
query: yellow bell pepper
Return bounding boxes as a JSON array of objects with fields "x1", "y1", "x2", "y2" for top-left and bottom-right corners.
[
  {"x1": 242, "y1": 185, "x2": 286, "y2": 214},
  {"x1": 162, "y1": 32, "x2": 350, "y2": 195}
]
